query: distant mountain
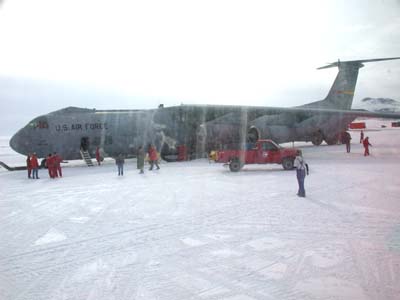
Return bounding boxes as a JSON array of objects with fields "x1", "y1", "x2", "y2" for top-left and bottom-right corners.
[{"x1": 354, "y1": 97, "x2": 400, "y2": 113}]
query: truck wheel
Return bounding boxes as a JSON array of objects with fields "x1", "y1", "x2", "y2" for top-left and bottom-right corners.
[
  {"x1": 229, "y1": 158, "x2": 243, "y2": 172},
  {"x1": 282, "y1": 158, "x2": 294, "y2": 170}
]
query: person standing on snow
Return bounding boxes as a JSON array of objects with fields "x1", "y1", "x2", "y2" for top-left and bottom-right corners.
[
  {"x1": 137, "y1": 146, "x2": 145, "y2": 174},
  {"x1": 30, "y1": 153, "x2": 40, "y2": 179},
  {"x1": 363, "y1": 136, "x2": 372, "y2": 156},
  {"x1": 26, "y1": 154, "x2": 32, "y2": 178},
  {"x1": 148, "y1": 144, "x2": 160, "y2": 170},
  {"x1": 45, "y1": 153, "x2": 55, "y2": 178},
  {"x1": 95, "y1": 147, "x2": 101, "y2": 165},
  {"x1": 53, "y1": 152, "x2": 63, "y2": 177},
  {"x1": 360, "y1": 130, "x2": 364, "y2": 143},
  {"x1": 115, "y1": 154, "x2": 125, "y2": 176},
  {"x1": 294, "y1": 150, "x2": 309, "y2": 198},
  {"x1": 342, "y1": 132, "x2": 352, "y2": 153}
]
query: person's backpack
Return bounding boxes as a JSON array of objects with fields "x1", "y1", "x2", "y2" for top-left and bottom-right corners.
[
  {"x1": 299, "y1": 158, "x2": 305, "y2": 170},
  {"x1": 299, "y1": 158, "x2": 309, "y2": 175}
]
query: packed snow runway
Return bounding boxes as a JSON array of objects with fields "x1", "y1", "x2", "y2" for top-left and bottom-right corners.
[{"x1": 1, "y1": 122, "x2": 400, "y2": 300}]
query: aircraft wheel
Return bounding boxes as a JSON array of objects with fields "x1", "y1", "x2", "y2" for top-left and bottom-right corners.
[
  {"x1": 229, "y1": 158, "x2": 243, "y2": 172},
  {"x1": 160, "y1": 144, "x2": 178, "y2": 162},
  {"x1": 325, "y1": 136, "x2": 338, "y2": 145},
  {"x1": 40, "y1": 158, "x2": 47, "y2": 169},
  {"x1": 282, "y1": 158, "x2": 294, "y2": 170},
  {"x1": 311, "y1": 132, "x2": 323, "y2": 145}
]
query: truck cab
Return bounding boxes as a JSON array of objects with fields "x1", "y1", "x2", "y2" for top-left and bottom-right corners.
[{"x1": 246, "y1": 140, "x2": 282, "y2": 164}]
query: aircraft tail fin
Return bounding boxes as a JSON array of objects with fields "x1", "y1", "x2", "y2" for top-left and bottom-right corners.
[{"x1": 304, "y1": 57, "x2": 400, "y2": 110}]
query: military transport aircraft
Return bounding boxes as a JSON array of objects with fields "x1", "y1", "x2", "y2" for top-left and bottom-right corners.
[{"x1": 9, "y1": 57, "x2": 400, "y2": 163}]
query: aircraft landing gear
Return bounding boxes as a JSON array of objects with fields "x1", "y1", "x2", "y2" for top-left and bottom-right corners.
[
  {"x1": 324, "y1": 135, "x2": 339, "y2": 145},
  {"x1": 160, "y1": 144, "x2": 178, "y2": 162},
  {"x1": 311, "y1": 131, "x2": 323, "y2": 146}
]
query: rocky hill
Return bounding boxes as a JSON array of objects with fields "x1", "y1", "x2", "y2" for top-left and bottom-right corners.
[{"x1": 354, "y1": 97, "x2": 400, "y2": 113}]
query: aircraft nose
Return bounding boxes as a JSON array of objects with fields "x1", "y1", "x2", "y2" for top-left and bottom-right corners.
[
  {"x1": 9, "y1": 132, "x2": 19, "y2": 151},
  {"x1": 9, "y1": 129, "x2": 29, "y2": 155}
]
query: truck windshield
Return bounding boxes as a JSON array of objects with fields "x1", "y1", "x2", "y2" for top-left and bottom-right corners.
[{"x1": 262, "y1": 142, "x2": 278, "y2": 151}]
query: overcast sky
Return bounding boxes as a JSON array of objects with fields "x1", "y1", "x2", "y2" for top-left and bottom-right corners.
[{"x1": 1, "y1": 0, "x2": 400, "y2": 135}]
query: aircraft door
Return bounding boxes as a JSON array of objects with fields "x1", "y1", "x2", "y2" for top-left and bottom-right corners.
[{"x1": 80, "y1": 137, "x2": 90, "y2": 152}]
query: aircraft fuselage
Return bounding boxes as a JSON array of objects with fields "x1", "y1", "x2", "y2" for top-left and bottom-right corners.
[{"x1": 9, "y1": 57, "x2": 400, "y2": 161}]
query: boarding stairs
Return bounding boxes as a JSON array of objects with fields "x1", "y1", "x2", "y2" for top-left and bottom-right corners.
[{"x1": 80, "y1": 150, "x2": 94, "y2": 166}]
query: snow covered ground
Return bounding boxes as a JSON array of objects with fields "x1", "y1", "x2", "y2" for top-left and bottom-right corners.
[{"x1": 1, "y1": 120, "x2": 400, "y2": 300}]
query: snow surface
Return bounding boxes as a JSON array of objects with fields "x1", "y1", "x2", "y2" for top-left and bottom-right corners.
[{"x1": 1, "y1": 120, "x2": 400, "y2": 300}]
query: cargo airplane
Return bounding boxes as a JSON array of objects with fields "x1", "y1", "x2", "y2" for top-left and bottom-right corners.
[{"x1": 8, "y1": 57, "x2": 400, "y2": 164}]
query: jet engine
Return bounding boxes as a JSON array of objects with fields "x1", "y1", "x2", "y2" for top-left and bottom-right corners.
[
  {"x1": 248, "y1": 125, "x2": 294, "y2": 143},
  {"x1": 248, "y1": 114, "x2": 297, "y2": 143}
]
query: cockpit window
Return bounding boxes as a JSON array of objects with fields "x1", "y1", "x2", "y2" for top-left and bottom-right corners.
[{"x1": 28, "y1": 118, "x2": 49, "y2": 129}]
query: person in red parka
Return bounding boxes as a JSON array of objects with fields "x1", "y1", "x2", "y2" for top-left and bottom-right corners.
[
  {"x1": 30, "y1": 153, "x2": 40, "y2": 179},
  {"x1": 363, "y1": 136, "x2": 372, "y2": 156},
  {"x1": 26, "y1": 154, "x2": 32, "y2": 178},
  {"x1": 53, "y1": 152, "x2": 62, "y2": 177},
  {"x1": 46, "y1": 153, "x2": 55, "y2": 178},
  {"x1": 148, "y1": 144, "x2": 160, "y2": 170},
  {"x1": 95, "y1": 147, "x2": 101, "y2": 165}
]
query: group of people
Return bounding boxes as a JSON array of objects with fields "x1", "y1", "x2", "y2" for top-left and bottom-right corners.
[
  {"x1": 114, "y1": 144, "x2": 160, "y2": 176},
  {"x1": 342, "y1": 130, "x2": 372, "y2": 156},
  {"x1": 26, "y1": 144, "x2": 160, "y2": 178},
  {"x1": 26, "y1": 152, "x2": 63, "y2": 179},
  {"x1": 26, "y1": 134, "x2": 372, "y2": 195},
  {"x1": 45, "y1": 152, "x2": 63, "y2": 178},
  {"x1": 295, "y1": 130, "x2": 374, "y2": 198}
]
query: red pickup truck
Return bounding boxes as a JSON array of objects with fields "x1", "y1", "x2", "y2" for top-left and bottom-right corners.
[{"x1": 214, "y1": 139, "x2": 299, "y2": 172}]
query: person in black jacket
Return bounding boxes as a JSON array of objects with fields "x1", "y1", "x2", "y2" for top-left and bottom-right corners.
[
  {"x1": 342, "y1": 132, "x2": 352, "y2": 153},
  {"x1": 115, "y1": 154, "x2": 125, "y2": 176}
]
